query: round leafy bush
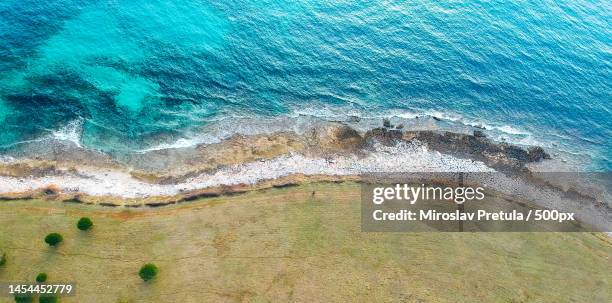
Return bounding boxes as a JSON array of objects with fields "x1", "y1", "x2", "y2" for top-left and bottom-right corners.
[
  {"x1": 77, "y1": 217, "x2": 93, "y2": 231},
  {"x1": 0, "y1": 252, "x2": 6, "y2": 266},
  {"x1": 13, "y1": 295, "x2": 33, "y2": 302},
  {"x1": 139, "y1": 263, "x2": 158, "y2": 281},
  {"x1": 36, "y1": 272, "x2": 48, "y2": 283},
  {"x1": 38, "y1": 296, "x2": 58, "y2": 303},
  {"x1": 44, "y1": 233, "x2": 63, "y2": 247}
]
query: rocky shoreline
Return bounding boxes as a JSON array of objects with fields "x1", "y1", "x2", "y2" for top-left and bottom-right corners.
[
  {"x1": 0, "y1": 120, "x2": 550, "y2": 193},
  {"x1": 2, "y1": 121, "x2": 549, "y2": 181},
  {"x1": 2, "y1": 121, "x2": 610, "y2": 232},
  {"x1": 0, "y1": 121, "x2": 552, "y2": 202}
]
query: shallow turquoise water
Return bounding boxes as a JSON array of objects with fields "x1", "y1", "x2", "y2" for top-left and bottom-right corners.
[{"x1": 0, "y1": 0, "x2": 610, "y2": 169}]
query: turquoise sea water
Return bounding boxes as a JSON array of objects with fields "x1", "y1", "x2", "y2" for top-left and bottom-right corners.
[{"x1": 0, "y1": 0, "x2": 610, "y2": 170}]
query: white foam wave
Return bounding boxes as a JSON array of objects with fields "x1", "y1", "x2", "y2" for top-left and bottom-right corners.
[
  {"x1": 291, "y1": 105, "x2": 364, "y2": 119},
  {"x1": 423, "y1": 110, "x2": 463, "y2": 122},
  {"x1": 0, "y1": 141, "x2": 493, "y2": 198},
  {"x1": 0, "y1": 155, "x2": 16, "y2": 163},
  {"x1": 494, "y1": 125, "x2": 529, "y2": 135},
  {"x1": 394, "y1": 113, "x2": 419, "y2": 119},
  {"x1": 50, "y1": 119, "x2": 84, "y2": 147},
  {"x1": 138, "y1": 137, "x2": 211, "y2": 153},
  {"x1": 122, "y1": 108, "x2": 538, "y2": 155},
  {"x1": 422, "y1": 111, "x2": 531, "y2": 136}
]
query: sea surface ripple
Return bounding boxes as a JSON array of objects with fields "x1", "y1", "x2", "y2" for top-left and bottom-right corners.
[{"x1": 0, "y1": 0, "x2": 610, "y2": 170}]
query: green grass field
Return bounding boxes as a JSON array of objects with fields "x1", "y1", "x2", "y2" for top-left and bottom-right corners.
[{"x1": 0, "y1": 182, "x2": 610, "y2": 302}]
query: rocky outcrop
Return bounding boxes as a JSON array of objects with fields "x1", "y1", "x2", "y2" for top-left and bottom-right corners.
[
  {"x1": 473, "y1": 130, "x2": 486, "y2": 138},
  {"x1": 399, "y1": 130, "x2": 550, "y2": 171},
  {"x1": 527, "y1": 146, "x2": 551, "y2": 162},
  {"x1": 364, "y1": 127, "x2": 403, "y2": 145},
  {"x1": 307, "y1": 124, "x2": 365, "y2": 153},
  {"x1": 383, "y1": 118, "x2": 392, "y2": 128},
  {"x1": 0, "y1": 161, "x2": 62, "y2": 178},
  {"x1": 0, "y1": 122, "x2": 552, "y2": 197}
]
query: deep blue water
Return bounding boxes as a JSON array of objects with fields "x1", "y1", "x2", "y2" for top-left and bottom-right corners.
[{"x1": 0, "y1": 0, "x2": 610, "y2": 170}]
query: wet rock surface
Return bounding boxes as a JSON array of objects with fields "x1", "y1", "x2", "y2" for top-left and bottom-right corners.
[
  {"x1": 0, "y1": 122, "x2": 551, "y2": 184},
  {"x1": 473, "y1": 130, "x2": 486, "y2": 138},
  {"x1": 402, "y1": 130, "x2": 550, "y2": 172}
]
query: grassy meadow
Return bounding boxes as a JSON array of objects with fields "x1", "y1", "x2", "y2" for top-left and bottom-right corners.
[{"x1": 0, "y1": 182, "x2": 610, "y2": 302}]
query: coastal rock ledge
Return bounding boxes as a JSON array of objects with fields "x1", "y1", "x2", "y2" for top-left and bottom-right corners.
[{"x1": 0, "y1": 123, "x2": 551, "y2": 204}]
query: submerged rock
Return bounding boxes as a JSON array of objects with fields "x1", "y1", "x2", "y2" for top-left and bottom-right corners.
[
  {"x1": 365, "y1": 127, "x2": 403, "y2": 146},
  {"x1": 473, "y1": 130, "x2": 486, "y2": 138},
  {"x1": 347, "y1": 115, "x2": 361, "y2": 123},
  {"x1": 527, "y1": 146, "x2": 551, "y2": 162},
  {"x1": 404, "y1": 130, "x2": 550, "y2": 171}
]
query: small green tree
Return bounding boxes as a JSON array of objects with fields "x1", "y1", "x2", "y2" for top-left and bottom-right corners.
[
  {"x1": 0, "y1": 252, "x2": 6, "y2": 266},
  {"x1": 38, "y1": 296, "x2": 58, "y2": 303},
  {"x1": 13, "y1": 295, "x2": 33, "y2": 302},
  {"x1": 76, "y1": 217, "x2": 93, "y2": 231},
  {"x1": 36, "y1": 272, "x2": 48, "y2": 282},
  {"x1": 138, "y1": 263, "x2": 158, "y2": 281},
  {"x1": 44, "y1": 233, "x2": 63, "y2": 247}
]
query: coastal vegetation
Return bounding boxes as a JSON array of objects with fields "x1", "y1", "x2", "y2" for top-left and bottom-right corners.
[
  {"x1": 13, "y1": 295, "x2": 33, "y2": 303},
  {"x1": 36, "y1": 272, "x2": 48, "y2": 282},
  {"x1": 76, "y1": 217, "x2": 93, "y2": 231},
  {"x1": 44, "y1": 233, "x2": 63, "y2": 247},
  {"x1": 38, "y1": 296, "x2": 58, "y2": 303},
  {"x1": 138, "y1": 264, "x2": 158, "y2": 282}
]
